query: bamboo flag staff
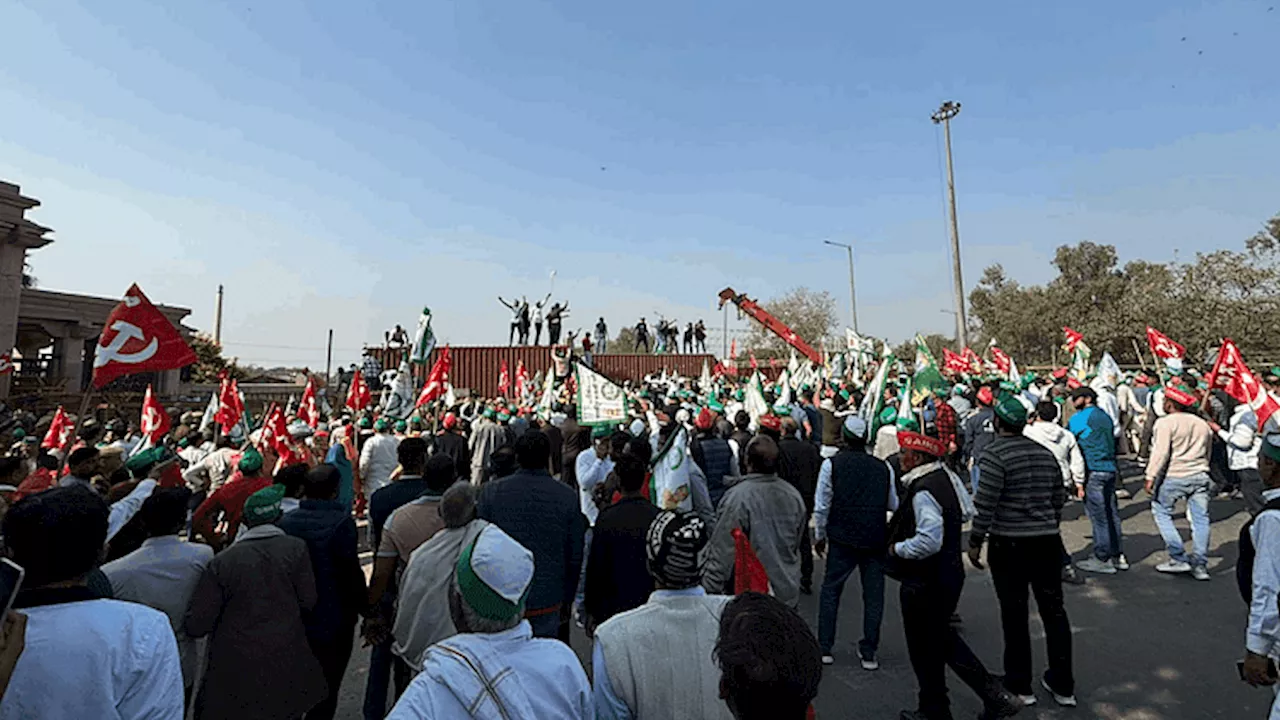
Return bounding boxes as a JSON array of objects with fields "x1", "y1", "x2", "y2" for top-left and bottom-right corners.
[{"x1": 63, "y1": 284, "x2": 198, "y2": 468}]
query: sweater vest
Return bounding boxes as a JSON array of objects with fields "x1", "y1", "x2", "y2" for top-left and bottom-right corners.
[
  {"x1": 694, "y1": 437, "x2": 735, "y2": 508},
  {"x1": 825, "y1": 449, "x2": 891, "y2": 549},
  {"x1": 887, "y1": 467, "x2": 963, "y2": 584}
]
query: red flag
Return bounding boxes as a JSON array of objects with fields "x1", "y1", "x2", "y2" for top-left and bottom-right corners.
[
  {"x1": 416, "y1": 346, "x2": 452, "y2": 407},
  {"x1": 298, "y1": 377, "x2": 320, "y2": 428},
  {"x1": 139, "y1": 384, "x2": 171, "y2": 444},
  {"x1": 514, "y1": 360, "x2": 529, "y2": 398},
  {"x1": 498, "y1": 360, "x2": 511, "y2": 397},
  {"x1": 0, "y1": 353, "x2": 13, "y2": 375},
  {"x1": 1146, "y1": 326, "x2": 1186, "y2": 361},
  {"x1": 962, "y1": 347, "x2": 983, "y2": 374},
  {"x1": 990, "y1": 346, "x2": 1012, "y2": 375},
  {"x1": 42, "y1": 406, "x2": 74, "y2": 451},
  {"x1": 346, "y1": 368, "x2": 371, "y2": 412},
  {"x1": 732, "y1": 528, "x2": 771, "y2": 595},
  {"x1": 92, "y1": 284, "x2": 197, "y2": 389},
  {"x1": 214, "y1": 374, "x2": 244, "y2": 435},
  {"x1": 1062, "y1": 327, "x2": 1084, "y2": 353},
  {"x1": 1207, "y1": 338, "x2": 1280, "y2": 429},
  {"x1": 941, "y1": 348, "x2": 970, "y2": 375},
  {"x1": 749, "y1": 353, "x2": 759, "y2": 370}
]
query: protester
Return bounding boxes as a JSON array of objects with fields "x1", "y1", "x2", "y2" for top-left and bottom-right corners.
[
  {"x1": 59, "y1": 446, "x2": 100, "y2": 493},
  {"x1": 101, "y1": 487, "x2": 213, "y2": 697},
  {"x1": 365, "y1": 451, "x2": 456, "y2": 710},
  {"x1": 1145, "y1": 384, "x2": 1215, "y2": 580},
  {"x1": 777, "y1": 416, "x2": 821, "y2": 594},
  {"x1": 1024, "y1": 401, "x2": 1089, "y2": 584},
  {"x1": 182, "y1": 433, "x2": 239, "y2": 494},
  {"x1": 1240, "y1": 433, "x2": 1280, "y2": 713},
  {"x1": 278, "y1": 464, "x2": 367, "y2": 720},
  {"x1": 392, "y1": 482, "x2": 489, "y2": 674},
  {"x1": 469, "y1": 408, "x2": 508, "y2": 485},
  {"x1": 970, "y1": 396, "x2": 1076, "y2": 708},
  {"x1": 714, "y1": 591, "x2": 823, "y2": 720},
  {"x1": 703, "y1": 436, "x2": 807, "y2": 608},
  {"x1": 2, "y1": 487, "x2": 184, "y2": 718},
  {"x1": 962, "y1": 386, "x2": 997, "y2": 492},
  {"x1": 594, "y1": 509, "x2": 732, "y2": 719},
  {"x1": 583, "y1": 454, "x2": 661, "y2": 631},
  {"x1": 888, "y1": 430, "x2": 1021, "y2": 720},
  {"x1": 387, "y1": 524, "x2": 593, "y2": 719},
  {"x1": 1209, "y1": 400, "x2": 1262, "y2": 515},
  {"x1": 359, "y1": 418, "x2": 400, "y2": 506},
  {"x1": 478, "y1": 430, "x2": 586, "y2": 639},
  {"x1": 813, "y1": 415, "x2": 896, "y2": 669},
  {"x1": 186, "y1": 484, "x2": 327, "y2": 719},
  {"x1": 1067, "y1": 387, "x2": 1127, "y2": 569},
  {"x1": 693, "y1": 407, "x2": 740, "y2": 508},
  {"x1": 189, "y1": 448, "x2": 273, "y2": 551},
  {"x1": 730, "y1": 410, "x2": 753, "y2": 472}
]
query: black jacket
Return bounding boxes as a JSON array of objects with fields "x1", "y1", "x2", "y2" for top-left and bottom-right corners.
[
  {"x1": 777, "y1": 436, "x2": 821, "y2": 512},
  {"x1": 478, "y1": 469, "x2": 587, "y2": 612},
  {"x1": 434, "y1": 431, "x2": 471, "y2": 481},
  {"x1": 584, "y1": 497, "x2": 660, "y2": 626},
  {"x1": 278, "y1": 499, "x2": 367, "y2": 644}
]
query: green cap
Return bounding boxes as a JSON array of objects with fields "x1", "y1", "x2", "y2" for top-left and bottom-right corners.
[
  {"x1": 734, "y1": 390, "x2": 745, "y2": 401},
  {"x1": 707, "y1": 397, "x2": 725, "y2": 413},
  {"x1": 1262, "y1": 433, "x2": 1280, "y2": 463},
  {"x1": 358, "y1": 417, "x2": 373, "y2": 429},
  {"x1": 591, "y1": 424, "x2": 617, "y2": 440},
  {"x1": 993, "y1": 394, "x2": 1027, "y2": 425},
  {"x1": 394, "y1": 420, "x2": 408, "y2": 432},
  {"x1": 497, "y1": 411, "x2": 511, "y2": 423},
  {"x1": 10, "y1": 428, "x2": 25, "y2": 440},
  {"x1": 242, "y1": 484, "x2": 285, "y2": 527},
  {"x1": 879, "y1": 407, "x2": 897, "y2": 425},
  {"x1": 483, "y1": 408, "x2": 497, "y2": 420},
  {"x1": 124, "y1": 446, "x2": 168, "y2": 478},
  {"x1": 374, "y1": 419, "x2": 390, "y2": 432},
  {"x1": 237, "y1": 448, "x2": 264, "y2": 474},
  {"x1": 455, "y1": 525, "x2": 533, "y2": 622}
]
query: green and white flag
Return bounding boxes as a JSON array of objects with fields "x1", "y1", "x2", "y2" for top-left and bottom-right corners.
[
  {"x1": 912, "y1": 334, "x2": 948, "y2": 399},
  {"x1": 776, "y1": 370, "x2": 793, "y2": 406},
  {"x1": 896, "y1": 373, "x2": 918, "y2": 431},
  {"x1": 787, "y1": 349, "x2": 800, "y2": 385},
  {"x1": 380, "y1": 361, "x2": 418, "y2": 420},
  {"x1": 699, "y1": 359, "x2": 713, "y2": 391},
  {"x1": 535, "y1": 368, "x2": 557, "y2": 419},
  {"x1": 860, "y1": 348, "x2": 895, "y2": 436},
  {"x1": 745, "y1": 371, "x2": 770, "y2": 423},
  {"x1": 575, "y1": 363, "x2": 627, "y2": 426},
  {"x1": 409, "y1": 307, "x2": 437, "y2": 365},
  {"x1": 1071, "y1": 341, "x2": 1092, "y2": 381},
  {"x1": 1095, "y1": 351, "x2": 1122, "y2": 387}
]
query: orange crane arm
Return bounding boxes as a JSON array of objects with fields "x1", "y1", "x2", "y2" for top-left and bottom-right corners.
[{"x1": 717, "y1": 288, "x2": 822, "y2": 365}]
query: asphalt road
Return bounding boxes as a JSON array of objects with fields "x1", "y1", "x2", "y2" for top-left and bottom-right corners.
[{"x1": 338, "y1": 470, "x2": 1268, "y2": 719}]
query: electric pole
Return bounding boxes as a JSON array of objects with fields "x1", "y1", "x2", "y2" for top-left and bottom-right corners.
[
  {"x1": 823, "y1": 240, "x2": 859, "y2": 333},
  {"x1": 931, "y1": 100, "x2": 968, "y2": 348}
]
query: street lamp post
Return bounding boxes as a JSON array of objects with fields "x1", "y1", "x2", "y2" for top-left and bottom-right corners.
[
  {"x1": 931, "y1": 100, "x2": 968, "y2": 348},
  {"x1": 823, "y1": 240, "x2": 858, "y2": 334}
]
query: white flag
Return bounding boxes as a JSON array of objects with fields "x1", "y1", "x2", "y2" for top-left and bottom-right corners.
[
  {"x1": 575, "y1": 363, "x2": 627, "y2": 426},
  {"x1": 380, "y1": 362, "x2": 418, "y2": 420}
]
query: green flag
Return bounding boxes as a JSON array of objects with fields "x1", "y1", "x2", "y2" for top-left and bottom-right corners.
[{"x1": 912, "y1": 334, "x2": 948, "y2": 401}]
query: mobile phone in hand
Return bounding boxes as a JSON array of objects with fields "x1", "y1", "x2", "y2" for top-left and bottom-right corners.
[{"x1": 0, "y1": 559, "x2": 23, "y2": 617}]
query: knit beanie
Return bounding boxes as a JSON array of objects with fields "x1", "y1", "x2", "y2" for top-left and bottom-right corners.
[{"x1": 645, "y1": 510, "x2": 709, "y2": 589}]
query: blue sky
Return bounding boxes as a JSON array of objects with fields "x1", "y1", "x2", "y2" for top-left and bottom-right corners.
[{"x1": 2, "y1": 0, "x2": 1278, "y2": 367}]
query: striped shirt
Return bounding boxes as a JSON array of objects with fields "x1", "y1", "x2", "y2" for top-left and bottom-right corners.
[{"x1": 971, "y1": 434, "x2": 1066, "y2": 543}]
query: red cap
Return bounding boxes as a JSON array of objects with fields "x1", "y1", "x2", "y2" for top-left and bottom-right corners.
[
  {"x1": 1164, "y1": 384, "x2": 1198, "y2": 408},
  {"x1": 897, "y1": 430, "x2": 946, "y2": 458},
  {"x1": 442, "y1": 412, "x2": 458, "y2": 430},
  {"x1": 694, "y1": 407, "x2": 715, "y2": 431},
  {"x1": 758, "y1": 414, "x2": 783, "y2": 433},
  {"x1": 1051, "y1": 367, "x2": 1068, "y2": 380},
  {"x1": 976, "y1": 387, "x2": 995, "y2": 406},
  {"x1": 1066, "y1": 377, "x2": 1082, "y2": 389}
]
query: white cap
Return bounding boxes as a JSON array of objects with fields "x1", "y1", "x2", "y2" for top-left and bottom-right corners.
[{"x1": 842, "y1": 415, "x2": 868, "y2": 439}]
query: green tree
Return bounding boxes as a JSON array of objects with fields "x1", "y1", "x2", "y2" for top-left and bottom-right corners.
[
  {"x1": 743, "y1": 287, "x2": 838, "y2": 359},
  {"x1": 189, "y1": 334, "x2": 244, "y2": 383}
]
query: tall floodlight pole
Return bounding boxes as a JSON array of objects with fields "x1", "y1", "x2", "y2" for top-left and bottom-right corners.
[
  {"x1": 931, "y1": 101, "x2": 968, "y2": 349},
  {"x1": 823, "y1": 240, "x2": 858, "y2": 334}
]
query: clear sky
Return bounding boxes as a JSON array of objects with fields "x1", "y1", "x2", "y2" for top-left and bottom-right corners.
[{"x1": 2, "y1": 0, "x2": 1277, "y2": 367}]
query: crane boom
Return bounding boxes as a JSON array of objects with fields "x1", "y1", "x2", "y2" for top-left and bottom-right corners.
[{"x1": 717, "y1": 287, "x2": 822, "y2": 365}]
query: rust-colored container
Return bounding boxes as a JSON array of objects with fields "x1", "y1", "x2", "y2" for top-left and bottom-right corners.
[{"x1": 361, "y1": 346, "x2": 719, "y2": 397}]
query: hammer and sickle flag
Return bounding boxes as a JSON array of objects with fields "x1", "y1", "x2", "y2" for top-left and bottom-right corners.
[{"x1": 92, "y1": 284, "x2": 197, "y2": 389}]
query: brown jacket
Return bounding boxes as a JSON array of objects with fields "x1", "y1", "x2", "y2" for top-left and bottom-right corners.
[{"x1": 186, "y1": 527, "x2": 327, "y2": 720}]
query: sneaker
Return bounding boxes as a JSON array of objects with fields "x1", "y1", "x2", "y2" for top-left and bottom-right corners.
[
  {"x1": 1191, "y1": 565, "x2": 1211, "y2": 581},
  {"x1": 1061, "y1": 565, "x2": 1086, "y2": 585},
  {"x1": 1076, "y1": 557, "x2": 1117, "y2": 575},
  {"x1": 1017, "y1": 693, "x2": 1037, "y2": 706},
  {"x1": 1156, "y1": 559, "x2": 1193, "y2": 574},
  {"x1": 1042, "y1": 677, "x2": 1078, "y2": 707},
  {"x1": 822, "y1": 655, "x2": 834, "y2": 666},
  {"x1": 1113, "y1": 554, "x2": 1130, "y2": 571},
  {"x1": 859, "y1": 654, "x2": 880, "y2": 671},
  {"x1": 1115, "y1": 487, "x2": 1133, "y2": 499}
]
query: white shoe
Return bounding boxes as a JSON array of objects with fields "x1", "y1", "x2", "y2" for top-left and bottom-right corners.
[
  {"x1": 1017, "y1": 694, "x2": 1037, "y2": 707},
  {"x1": 1076, "y1": 557, "x2": 1117, "y2": 574},
  {"x1": 1156, "y1": 559, "x2": 1192, "y2": 574},
  {"x1": 1042, "y1": 677, "x2": 1078, "y2": 707},
  {"x1": 1192, "y1": 566, "x2": 1211, "y2": 581},
  {"x1": 1113, "y1": 554, "x2": 1130, "y2": 571},
  {"x1": 860, "y1": 655, "x2": 880, "y2": 671},
  {"x1": 822, "y1": 655, "x2": 834, "y2": 666}
]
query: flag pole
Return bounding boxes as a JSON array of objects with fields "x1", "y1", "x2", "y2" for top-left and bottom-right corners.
[
  {"x1": 59, "y1": 385, "x2": 96, "y2": 473},
  {"x1": 1131, "y1": 338, "x2": 1150, "y2": 371}
]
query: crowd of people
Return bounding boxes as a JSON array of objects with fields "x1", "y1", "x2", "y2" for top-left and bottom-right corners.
[{"x1": 1, "y1": 341, "x2": 1280, "y2": 718}]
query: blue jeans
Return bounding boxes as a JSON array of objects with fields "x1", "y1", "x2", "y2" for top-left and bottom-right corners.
[
  {"x1": 1084, "y1": 471, "x2": 1123, "y2": 561},
  {"x1": 969, "y1": 464, "x2": 981, "y2": 495},
  {"x1": 362, "y1": 638, "x2": 394, "y2": 720},
  {"x1": 817, "y1": 540, "x2": 885, "y2": 658},
  {"x1": 1150, "y1": 473, "x2": 1211, "y2": 568}
]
